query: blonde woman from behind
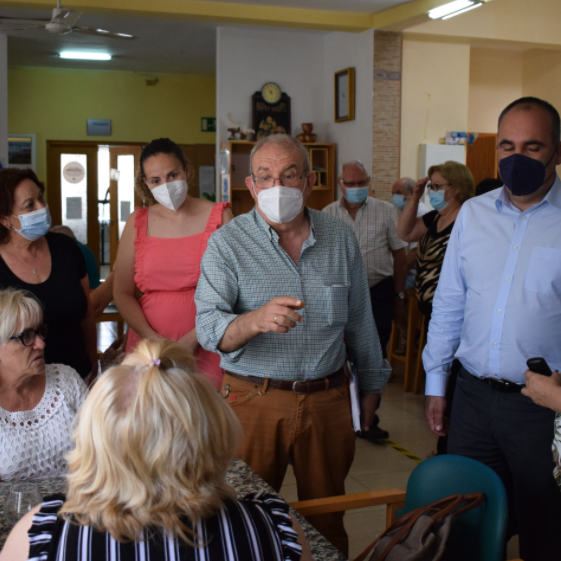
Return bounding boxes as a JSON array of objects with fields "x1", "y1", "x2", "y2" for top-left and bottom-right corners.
[{"x1": 1, "y1": 339, "x2": 312, "y2": 561}]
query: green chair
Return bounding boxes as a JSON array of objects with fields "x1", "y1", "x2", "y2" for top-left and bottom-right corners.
[
  {"x1": 291, "y1": 454, "x2": 507, "y2": 561},
  {"x1": 399, "y1": 454, "x2": 508, "y2": 561}
]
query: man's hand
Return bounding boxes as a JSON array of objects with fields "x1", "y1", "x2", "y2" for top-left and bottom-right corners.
[
  {"x1": 218, "y1": 297, "x2": 305, "y2": 353},
  {"x1": 522, "y1": 370, "x2": 561, "y2": 412},
  {"x1": 252, "y1": 296, "x2": 305, "y2": 334},
  {"x1": 425, "y1": 396, "x2": 447, "y2": 436},
  {"x1": 361, "y1": 393, "x2": 380, "y2": 432}
]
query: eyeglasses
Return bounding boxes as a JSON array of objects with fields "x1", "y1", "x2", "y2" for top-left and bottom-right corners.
[
  {"x1": 426, "y1": 181, "x2": 451, "y2": 191},
  {"x1": 251, "y1": 171, "x2": 308, "y2": 190},
  {"x1": 339, "y1": 178, "x2": 371, "y2": 188},
  {"x1": 10, "y1": 325, "x2": 47, "y2": 347}
]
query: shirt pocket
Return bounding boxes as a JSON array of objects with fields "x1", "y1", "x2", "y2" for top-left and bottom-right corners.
[
  {"x1": 320, "y1": 283, "x2": 350, "y2": 327},
  {"x1": 525, "y1": 247, "x2": 561, "y2": 295}
]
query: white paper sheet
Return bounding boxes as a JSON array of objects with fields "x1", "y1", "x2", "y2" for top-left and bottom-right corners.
[
  {"x1": 347, "y1": 360, "x2": 362, "y2": 432},
  {"x1": 66, "y1": 197, "x2": 82, "y2": 219}
]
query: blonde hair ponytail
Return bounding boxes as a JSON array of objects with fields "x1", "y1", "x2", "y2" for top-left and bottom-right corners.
[{"x1": 61, "y1": 339, "x2": 241, "y2": 543}]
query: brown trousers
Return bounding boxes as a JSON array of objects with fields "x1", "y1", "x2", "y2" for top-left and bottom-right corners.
[{"x1": 222, "y1": 372, "x2": 356, "y2": 556}]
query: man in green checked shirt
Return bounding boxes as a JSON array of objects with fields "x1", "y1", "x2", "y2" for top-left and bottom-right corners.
[{"x1": 195, "y1": 134, "x2": 391, "y2": 556}]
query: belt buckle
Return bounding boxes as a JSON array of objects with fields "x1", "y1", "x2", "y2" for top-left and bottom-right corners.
[{"x1": 292, "y1": 380, "x2": 311, "y2": 394}]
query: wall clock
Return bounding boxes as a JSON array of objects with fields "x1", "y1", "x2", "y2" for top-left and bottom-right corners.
[
  {"x1": 261, "y1": 82, "x2": 282, "y2": 105},
  {"x1": 252, "y1": 84, "x2": 291, "y2": 139}
]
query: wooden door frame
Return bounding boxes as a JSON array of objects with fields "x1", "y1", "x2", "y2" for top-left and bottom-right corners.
[{"x1": 108, "y1": 145, "x2": 143, "y2": 268}]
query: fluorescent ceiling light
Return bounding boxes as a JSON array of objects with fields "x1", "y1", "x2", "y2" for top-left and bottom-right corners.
[
  {"x1": 429, "y1": 0, "x2": 475, "y2": 19},
  {"x1": 60, "y1": 51, "x2": 111, "y2": 61},
  {"x1": 441, "y1": 2, "x2": 483, "y2": 18}
]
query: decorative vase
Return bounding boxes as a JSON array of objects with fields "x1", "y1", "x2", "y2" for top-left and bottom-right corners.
[{"x1": 296, "y1": 122, "x2": 317, "y2": 143}]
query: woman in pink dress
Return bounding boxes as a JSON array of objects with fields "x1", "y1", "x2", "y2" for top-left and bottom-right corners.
[{"x1": 114, "y1": 138, "x2": 233, "y2": 389}]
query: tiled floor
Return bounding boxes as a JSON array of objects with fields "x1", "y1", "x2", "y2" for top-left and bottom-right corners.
[{"x1": 279, "y1": 363, "x2": 520, "y2": 560}]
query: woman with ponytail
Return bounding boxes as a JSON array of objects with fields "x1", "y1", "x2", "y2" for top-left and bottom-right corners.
[
  {"x1": 114, "y1": 138, "x2": 233, "y2": 390},
  {"x1": 1, "y1": 339, "x2": 311, "y2": 561}
]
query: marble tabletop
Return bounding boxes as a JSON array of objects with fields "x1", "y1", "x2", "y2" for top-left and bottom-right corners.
[{"x1": 0, "y1": 458, "x2": 346, "y2": 561}]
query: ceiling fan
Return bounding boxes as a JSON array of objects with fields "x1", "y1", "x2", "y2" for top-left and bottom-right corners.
[{"x1": 0, "y1": 0, "x2": 136, "y2": 39}]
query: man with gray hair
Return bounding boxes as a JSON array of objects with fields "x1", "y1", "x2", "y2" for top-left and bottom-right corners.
[
  {"x1": 323, "y1": 161, "x2": 408, "y2": 440},
  {"x1": 196, "y1": 135, "x2": 390, "y2": 555}
]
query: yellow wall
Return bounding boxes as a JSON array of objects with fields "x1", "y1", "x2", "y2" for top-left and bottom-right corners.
[
  {"x1": 8, "y1": 67, "x2": 216, "y2": 183},
  {"x1": 522, "y1": 50, "x2": 561, "y2": 114},
  {"x1": 468, "y1": 48, "x2": 523, "y2": 133},
  {"x1": 401, "y1": 38, "x2": 470, "y2": 179}
]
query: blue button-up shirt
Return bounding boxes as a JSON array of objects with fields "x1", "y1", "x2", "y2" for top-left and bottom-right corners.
[
  {"x1": 195, "y1": 208, "x2": 391, "y2": 393},
  {"x1": 424, "y1": 177, "x2": 561, "y2": 396}
]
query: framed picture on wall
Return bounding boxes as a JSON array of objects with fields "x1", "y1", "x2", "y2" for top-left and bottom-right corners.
[
  {"x1": 7, "y1": 134, "x2": 36, "y2": 171},
  {"x1": 334, "y1": 68, "x2": 355, "y2": 122}
]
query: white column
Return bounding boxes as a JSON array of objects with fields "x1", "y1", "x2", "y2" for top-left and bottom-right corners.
[{"x1": 0, "y1": 34, "x2": 7, "y2": 167}]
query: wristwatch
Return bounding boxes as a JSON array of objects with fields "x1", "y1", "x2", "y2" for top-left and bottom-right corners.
[{"x1": 395, "y1": 292, "x2": 405, "y2": 300}]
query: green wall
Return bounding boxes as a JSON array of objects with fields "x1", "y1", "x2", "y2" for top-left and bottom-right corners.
[{"x1": 8, "y1": 67, "x2": 216, "y2": 183}]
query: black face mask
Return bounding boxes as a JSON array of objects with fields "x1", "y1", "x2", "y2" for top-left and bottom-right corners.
[{"x1": 499, "y1": 150, "x2": 557, "y2": 196}]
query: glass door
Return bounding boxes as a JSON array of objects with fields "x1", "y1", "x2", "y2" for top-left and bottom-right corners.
[{"x1": 46, "y1": 142, "x2": 99, "y2": 265}]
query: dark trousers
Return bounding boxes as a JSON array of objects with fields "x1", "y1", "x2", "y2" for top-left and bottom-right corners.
[
  {"x1": 369, "y1": 276, "x2": 394, "y2": 360},
  {"x1": 369, "y1": 277, "x2": 394, "y2": 428},
  {"x1": 449, "y1": 367, "x2": 561, "y2": 561}
]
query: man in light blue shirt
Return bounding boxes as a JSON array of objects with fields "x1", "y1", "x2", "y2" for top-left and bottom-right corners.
[{"x1": 423, "y1": 97, "x2": 561, "y2": 561}]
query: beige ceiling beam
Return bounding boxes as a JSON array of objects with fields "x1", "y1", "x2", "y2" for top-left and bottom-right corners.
[{"x1": 0, "y1": 0, "x2": 461, "y2": 32}]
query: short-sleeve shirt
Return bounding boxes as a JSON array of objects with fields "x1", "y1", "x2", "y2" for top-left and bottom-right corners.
[
  {"x1": 27, "y1": 492, "x2": 302, "y2": 561},
  {"x1": 0, "y1": 232, "x2": 91, "y2": 377},
  {"x1": 322, "y1": 197, "x2": 407, "y2": 287},
  {"x1": 0, "y1": 364, "x2": 87, "y2": 480},
  {"x1": 415, "y1": 210, "x2": 455, "y2": 314}
]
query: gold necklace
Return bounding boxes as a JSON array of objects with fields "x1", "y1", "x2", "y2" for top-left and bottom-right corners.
[{"x1": 7, "y1": 247, "x2": 40, "y2": 275}]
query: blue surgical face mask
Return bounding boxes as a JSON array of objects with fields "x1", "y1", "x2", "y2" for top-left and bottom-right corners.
[
  {"x1": 345, "y1": 187, "x2": 369, "y2": 204},
  {"x1": 12, "y1": 205, "x2": 52, "y2": 241},
  {"x1": 392, "y1": 194, "x2": 407, "y2": 211},
  {"x1": 429, "y1": 190, "x2": 448, "y2": 212},
  {"x1": 498, "y1": 151, "x2": 556, "y2": 196}
]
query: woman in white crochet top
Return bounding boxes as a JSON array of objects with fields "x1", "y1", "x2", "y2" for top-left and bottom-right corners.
[{"x1": 0, "y1": 288, "x2": 88, "y2": 480}]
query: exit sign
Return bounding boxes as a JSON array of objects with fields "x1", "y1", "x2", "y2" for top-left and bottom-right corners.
[{"x1": 201, "y1": 117, "x2": 216, "y2": 132}]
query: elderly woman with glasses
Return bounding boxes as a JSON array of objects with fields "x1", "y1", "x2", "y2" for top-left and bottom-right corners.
[
  {"x1": 1, "y1": 339, "x2": 311, "y2": 561},
  {"x1": 0, "y1": 288, "x2": 88, "y2": 481},
  {"x1": 397, "y1": 161, "x2": 475, "y2": 329},
  {"x1": 114, "y1": 138, "x2": 233, "y2": 390}
]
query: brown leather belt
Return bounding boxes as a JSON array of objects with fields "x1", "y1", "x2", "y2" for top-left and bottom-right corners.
[{"x1": 224, "y1": 367, "x2": 345, "y2": 394}]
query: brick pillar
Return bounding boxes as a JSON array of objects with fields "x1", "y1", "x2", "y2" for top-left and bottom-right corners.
[{"x1": 372, "y1": 31, "x2": 402, "y2": 201}]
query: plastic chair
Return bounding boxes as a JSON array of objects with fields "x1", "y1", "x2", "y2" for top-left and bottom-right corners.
[{"x1": 399, "y1": 454, "x2": 507, "y2": 561}]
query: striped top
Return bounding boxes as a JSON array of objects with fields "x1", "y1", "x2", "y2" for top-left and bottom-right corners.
[
  {"x1": 322, "y1": 197, "x2": 407, "y2": 288},
  {"x1": 195, "y1": 208, "x2": 391, "y2": 393},
  {"x1": 27, "y1": 493, "x2": 302, "y2": 561}
]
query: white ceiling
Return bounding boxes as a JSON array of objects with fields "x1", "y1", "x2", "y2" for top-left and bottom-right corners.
[
  {"x1": 0, "y1": 0, "x2": 415, "y2": 74},
  {"x1": 1, "y1": 6, "x2": 218, "y2": 74}
]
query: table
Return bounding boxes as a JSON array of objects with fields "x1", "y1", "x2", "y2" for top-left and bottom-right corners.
[{"x1": 0, "y1": 459, "x2": 346, "y2": 561}]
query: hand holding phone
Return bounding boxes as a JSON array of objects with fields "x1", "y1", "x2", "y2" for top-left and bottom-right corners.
[{"x1": 526, "y1": 357, "x2": 552, "y2": 377}]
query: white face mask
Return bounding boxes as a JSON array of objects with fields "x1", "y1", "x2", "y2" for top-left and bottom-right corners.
[
  {"x1": 256, "y1": 186, "x2": 303, "y2": 224},
  {"x1": 150, "y1": 179, "x2": 188, "y2": 211}
]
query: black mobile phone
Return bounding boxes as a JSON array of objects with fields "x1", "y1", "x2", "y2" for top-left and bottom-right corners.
[{"x1": 526, "y1": 357, "x2": 553, "y2": 377}]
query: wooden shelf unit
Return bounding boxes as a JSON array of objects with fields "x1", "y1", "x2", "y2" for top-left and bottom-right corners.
[{"x1": 220, "y1": 140, "x2": 336, "y2": 216}]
